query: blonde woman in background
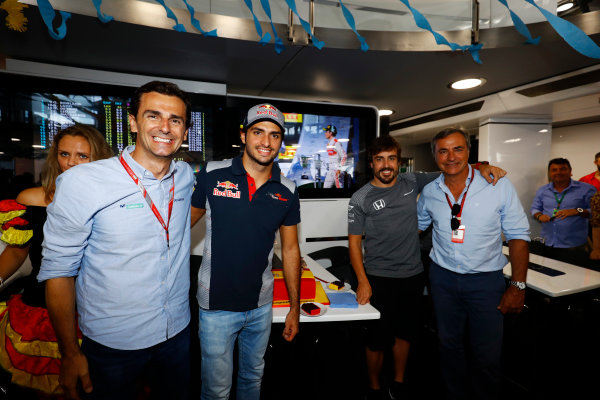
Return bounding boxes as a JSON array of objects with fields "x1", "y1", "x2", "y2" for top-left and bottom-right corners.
[{"x1": 0, "y1": 124, "x2": 113, "y2": 396}]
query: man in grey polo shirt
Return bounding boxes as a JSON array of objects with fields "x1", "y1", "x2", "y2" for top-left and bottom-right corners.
[{"x1": 348, "y1": 135, "x2": 504, "y2": 400}]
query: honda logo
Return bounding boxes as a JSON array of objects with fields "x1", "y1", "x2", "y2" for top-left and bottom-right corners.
[{"x1": 373, "y1": 199, "x2": 385, "y2": 210}]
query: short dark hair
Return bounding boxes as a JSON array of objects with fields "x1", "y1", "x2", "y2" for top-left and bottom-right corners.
[
  {"x1": 595, "y1": 152, "x2": 600, "y2": 160},
  {"x1": 129, "y1": 81, "x2": 192, "y2": 129},
  {"x1": 548, "y1": 158, "x2": 572, "y2": 170},
  {"x1": 368, "y1": 135, "x2": 401, "y2": 161},
  {"x1": 431, "y1": 128, "x2": 471, "y2": 154}
]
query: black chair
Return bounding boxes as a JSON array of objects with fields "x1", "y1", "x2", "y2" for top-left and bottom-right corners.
[{"x1": 307, "y1": 246, "x2": 358, "y2": 290}]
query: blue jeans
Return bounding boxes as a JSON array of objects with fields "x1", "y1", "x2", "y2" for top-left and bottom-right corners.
[
  {"x1": 198, "y1": 303, "x2": 272, "y2": 400},
  {"x1": 429, "y1": 262, "x2": 505, "y2": 400},
  {"x1": 81, "y1": 325, "x2": 190, "y2": 400}
]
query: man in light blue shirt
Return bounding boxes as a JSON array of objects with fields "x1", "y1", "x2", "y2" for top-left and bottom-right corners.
[
  {"x1": 531, "y1": 158, "x2": 595, "y2": 265},
  {"x1": 39, "y1": 81, "x2": 195, "y2": 400},
  {"x1": 417, "y1": 128, "x2": 530, "y2": 400}
]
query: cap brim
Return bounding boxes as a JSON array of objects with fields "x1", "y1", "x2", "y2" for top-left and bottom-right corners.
[{"x1": 245, "y1": 118, "x2": 284, "y2": 133}]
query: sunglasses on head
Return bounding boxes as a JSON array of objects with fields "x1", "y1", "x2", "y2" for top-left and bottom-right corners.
[{"x1": 451, "y1": 203, "x2": 461, "y2": 231}]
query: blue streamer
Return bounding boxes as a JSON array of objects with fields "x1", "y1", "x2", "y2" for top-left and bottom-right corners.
[
  {"x1": 37, "y1": 0, "x2": 71, "y2": 40},
  {"x1": 259, "y1": 0, "x2": 285, "y2": 54},
  {"x1": 154, "y1": 0, "x2": 186, "y2": 32},
  {"x1": 523, "y1": 0, "x2": 600, "y2": 59},
  {"x1": 181, "y1": 0, "x2": 217, "y2": 37},
  {"x1": 495, "y1": 0, "x2": 538, "y2": 45},
  {"x1": 338, "y1": 0, "x2": 368, "y2": 51},
  {"x1": 243, "y1": 0, "x2": 271, "y2": 45},
  {"x1": 397, "y1": 0, "x2": 482, "y2": 64},
  {"x1": 91, "y1": 0, "x2": 113, "y2": 23},
  {"x1": 285, "y1": 0, "x2": 325, "y2": 50}
]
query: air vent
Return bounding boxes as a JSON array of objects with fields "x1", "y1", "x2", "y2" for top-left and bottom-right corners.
[
  {"x1": 390, "y1": 101, "x2": 485, "y2": 130},
  {"x1": 517, "y1": 69, "x2": 600, "y2": 97}
]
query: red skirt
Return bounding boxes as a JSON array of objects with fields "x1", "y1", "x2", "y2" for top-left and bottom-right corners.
[{"x1": 0, "y1": 294, "x2": 82, "y2": 395}]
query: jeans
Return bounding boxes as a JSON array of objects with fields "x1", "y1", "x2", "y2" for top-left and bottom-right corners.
[
  {"x1": 81, "y1": 325, "x2": 190, "y2": 400},
  {"x1": 199, "y1": 303, "x2": 272, "y2": 400},
  {"x1": 429, "y1": 262, "x2": 505, "y2": 400}
]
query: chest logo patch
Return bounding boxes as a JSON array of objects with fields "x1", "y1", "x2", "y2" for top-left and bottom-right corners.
[
  {"x1": 269, "y1": 193, "x2": 288, "y2": 202},
  {"x1": 120, "y1": 203, "x2": 144, "y2": 209},
  {"x1": 213, "y1": 180, "x2": 241, "y2": 199},
  {"x1": 373, "y1": 199, "x2": 385, "y2": 211}
]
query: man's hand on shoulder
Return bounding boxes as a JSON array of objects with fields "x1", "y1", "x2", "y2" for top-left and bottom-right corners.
[
  {"x1": 497, "y1": 285, "x2": 525, "y2": 314},
  {"x1": 479, "y1": 164, "x2": 507, "y2": 186},
  {"x1": 282, "y1": 308, "x2": 299, "y2": 342},
  {"x1": 60, "y1": 350, "x2": 93, "y2": 400}
]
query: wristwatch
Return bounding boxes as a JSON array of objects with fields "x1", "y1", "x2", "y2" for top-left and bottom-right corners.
[
  {"x1": 509, "y1": 280, "x2": 526, "y2": 290},
  {"x1": 577, "y1": 208, "x2": 584, "y2": 215}
]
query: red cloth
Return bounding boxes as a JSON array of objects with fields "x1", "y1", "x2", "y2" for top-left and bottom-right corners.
[
  {"x1": 0, "y1": 200, "x2": 26, "y2": 212},
  {"x1": 580, "y1": 172, "x2": 600, "y2": 191},
  {"x1": 2, "y1": 216, "x2": 29, "y2": 231}
]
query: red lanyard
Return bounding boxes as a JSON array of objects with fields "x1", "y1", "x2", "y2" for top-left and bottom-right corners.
[
  {"x1": 444, "y1": 167, "x2": 475, "y2": 220},
  {"x1": 120, "y1": 153, "x2": 174, "y2": 247}
]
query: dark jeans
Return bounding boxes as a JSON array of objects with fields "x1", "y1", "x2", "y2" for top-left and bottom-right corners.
[
  {"x1": 81, "y1": 324, "x2": 190, "y2": 400},
  {"x1": 429, "y1": 262, "x2": 505, "y2": 400}
]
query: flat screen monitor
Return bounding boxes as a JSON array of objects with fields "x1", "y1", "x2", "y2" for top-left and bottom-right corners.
[{"x1": 224, "y1": 96, "x2": 378, "y2": 198}]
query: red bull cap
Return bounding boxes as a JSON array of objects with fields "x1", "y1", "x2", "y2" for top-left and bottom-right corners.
[{"x1": 244, "y1": 103, "x2": 285, "y2": 133}]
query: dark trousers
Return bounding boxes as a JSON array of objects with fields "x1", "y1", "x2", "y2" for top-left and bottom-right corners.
[
  {"x1": 429, "y1": 262, "x2": 505, "y2": 400},
  {"x1": 81, "y1": 324, "x2": 190, "y2": 400}
]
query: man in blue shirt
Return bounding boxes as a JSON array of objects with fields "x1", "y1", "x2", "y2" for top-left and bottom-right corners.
[
  {"x1": 39, "y1": 81, "x2": 195, "y2": 400},
  {"x1": 417, "y1": 128, "x2": 530, "y2": 400},
  {"x1": 190, "y1": 104, "x2": 301, "y2": 400},
  {"x1": 531, "y1": 158, "x2": 595, "y2": 264}
]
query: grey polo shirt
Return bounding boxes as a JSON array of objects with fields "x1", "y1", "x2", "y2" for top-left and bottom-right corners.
[{"x1": 348, "y1": 172, "x2": 438, "y2": 278}]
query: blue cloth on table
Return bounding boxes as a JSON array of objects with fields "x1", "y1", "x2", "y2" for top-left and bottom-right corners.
[{"x1": 328, "y1": 292, "x2": 358, "y2": 308}]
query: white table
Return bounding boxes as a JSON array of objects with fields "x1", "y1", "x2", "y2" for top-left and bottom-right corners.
[
  {"x1": 502, "y1": 246, "x2": 600, "y2": 297},
  {"x1": 272, "y1": 254, "x2": 380, "y2": 323}
]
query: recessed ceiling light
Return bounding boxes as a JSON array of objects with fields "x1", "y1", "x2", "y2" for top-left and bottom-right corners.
[
  {"x1": 449, "y1": 78, "x2": 486, "y2": 90},
  {"x1": 379, "y1": 109, "x2": 394, "y2": 116},
  {"x1": 180, "y1": 144, "x2": 189, "y2": 148},
  {"x1": 557, "y1": 2, "x2": 574, "y2": 12},
  {"x1": 11, "y1": 138, "x2": 20, "y2": 142}
]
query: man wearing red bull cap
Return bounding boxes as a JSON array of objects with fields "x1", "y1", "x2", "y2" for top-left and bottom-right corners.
[
  {"x1": 190, "y1": 103, "x2": 301, "y2": 400},
  {"x1": 323, "y1": 124, "x2": 347, "y2": 188}
]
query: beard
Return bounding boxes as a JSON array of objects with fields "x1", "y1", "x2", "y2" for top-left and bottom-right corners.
[{"x1": 374, "y1": 168, "x2": 398, "y2": 185}]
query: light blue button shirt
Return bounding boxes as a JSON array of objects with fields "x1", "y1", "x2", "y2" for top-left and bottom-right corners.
[
  {"x1": 530, "y1": 179, "x2": 595, "y2": 248},
  {"x1": 39, "y1": 146, "x2": 194, "y2": 350},
  {"x1": 417, "y1": 166, "x2": 530, "y2": 274}
]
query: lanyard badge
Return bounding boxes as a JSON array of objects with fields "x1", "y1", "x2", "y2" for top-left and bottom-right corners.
[
  {"x1": 120, "y1": 153, "x2": 174, "y2": 247},
  {"x1": 445, "y1": 168, "x2": 474, "y2": 244}
]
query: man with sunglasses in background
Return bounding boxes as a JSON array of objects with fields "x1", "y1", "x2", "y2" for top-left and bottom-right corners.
[{"x1": 417, "y1": 128, "x2": 530, "y2": 400}]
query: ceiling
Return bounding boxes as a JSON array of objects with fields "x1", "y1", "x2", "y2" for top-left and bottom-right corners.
[{"x1": 1, "y1": 3, "x2": 600, "y2": 145}]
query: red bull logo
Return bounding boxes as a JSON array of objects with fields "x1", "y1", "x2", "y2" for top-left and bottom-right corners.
[
  {"x1": 216, "y1": 181, "x2": 239, "y2": 190},
  {"x1": 214, "y1": 181, "x2": 240, "y2": 199}
]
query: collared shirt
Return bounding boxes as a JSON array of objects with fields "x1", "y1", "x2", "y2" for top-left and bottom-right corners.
[
  {"x1": 192, "y1": 156, "x2": 300, "y2": 312},
  {"x1": 579, "y1": 172, "x2": 600, "y2": 191},
  {"x1": 39, "y1": 146, "x2": 194, "y2": 350},
  {"x1": 417, "y1": 165, "x2": 530, "y2": 274},
  {"x1": 530, "y1": 179, "x2": 595, "y2": 248}
]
